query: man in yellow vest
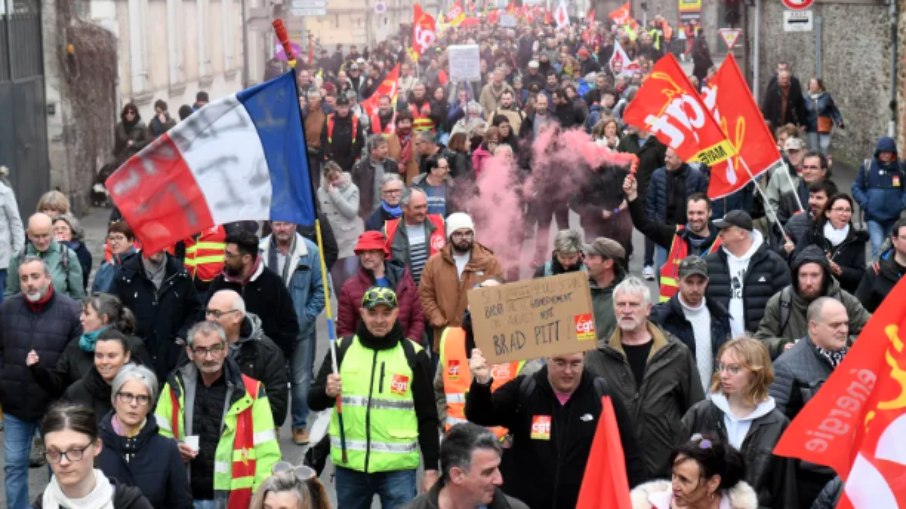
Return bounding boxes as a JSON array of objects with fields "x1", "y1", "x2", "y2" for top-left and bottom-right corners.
[
  {"x1": 182, "y1": 225, "x2": 226, "y2": 293},
  {"x1": 624, "y1": 173, "x2": 721, "y2": 303},
  {"x1": 309, "y1": 286, "x2": 440, "y2": 507}
]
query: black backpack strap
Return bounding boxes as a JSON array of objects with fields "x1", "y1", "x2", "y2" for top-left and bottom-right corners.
[{"x1": 778, "y1": 287, "x2": 793, "y2": 337}]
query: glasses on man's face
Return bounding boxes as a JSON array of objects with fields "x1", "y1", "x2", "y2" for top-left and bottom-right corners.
[
  {"x1": 44, "y1": 443, "x2": 93, "y2": 464},
  {"x1": 830, "y1": 207, "x2": 852, "y2": 214},
  {"x1": 191, "y1": 342, "x2": 226, "y2": 357},
  {"x1": 205, "y1": 308, "x2": 239, "y2": 319},
  {"x1": 382, "y1": 189, "x2": 402, "y2": 196},
  {"x1": 116, "y1": 391, "x2": 151, "y2": 406}
]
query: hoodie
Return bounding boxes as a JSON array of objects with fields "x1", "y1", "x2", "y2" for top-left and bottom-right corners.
[
  {"x1": 709, "y1": 393, "x2": 776, "y2": 450},
  {"x1": 852, "y1": 137, "x2": 906, "y2": 222},
  {"x1": 228, "y1": 313, "x2": 288, "y2": 427},
  {"x1": 724, "y1": 230, "x2": 764, "y2": 337}
]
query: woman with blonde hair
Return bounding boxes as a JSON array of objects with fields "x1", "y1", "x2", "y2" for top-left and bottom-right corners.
[
  {"x1": 36, "y1": 190, "x2": 71, "y2": 218},
  {"x1": 680, "y1": 337, "x2": 797, "y2": 509},
  {"x1": 250, "y1": 462, "x2": 330, "y2": 509}
]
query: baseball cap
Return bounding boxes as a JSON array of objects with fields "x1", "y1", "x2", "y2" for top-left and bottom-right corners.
[
  {"x1": 583, "y1": 237, "x2": 626, "y2": 260},
  {"x1": 784, "y1": 137, "x2": 805, "y2": 151},
  {"x1": 713, "y1": 210, "x2": 754, "y2": 231},
  {"x1": 354, "y1": 231, "x2": 388, "y2": 255},
  {"x1": 678, "y1": 256, "x2": 708, "y2": 280},
  {"x1": 361, "y1": 286, "x2": 398, "y2": 309}
]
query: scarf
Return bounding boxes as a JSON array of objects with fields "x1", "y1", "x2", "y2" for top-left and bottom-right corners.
[
  {"x1": 79, "y1": 325, "x2": 112, "y2": 352},
  {"x1": 42, "y1": 469, "x2": 114, "y2": 509},
  {"x1": 816, "y1": 344, "x2": 848, "y2": 368},
  {"x1": 381, "y1": 200, "x2": 403, "y2": 217},
  {"x1": 26, "y1": 284, "x2": 55, "y2": 313},
  {"x1": 823, "y1": 222, "x2": 850, "y2": 247}
]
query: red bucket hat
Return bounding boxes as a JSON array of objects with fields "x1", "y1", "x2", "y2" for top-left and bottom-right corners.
[{"x1": 354, "y1": 231, "x2": 389, "y2": 256}]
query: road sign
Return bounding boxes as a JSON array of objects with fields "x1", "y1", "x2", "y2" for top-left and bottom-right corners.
[
  {"x1": 781, "y1": 0, "x2": 814, "y2": 10},
  {"x1": 291, "y1": 0, "x2": 326, "y2": 7},
  {"x1": 374, "y1": 0, "x2": 386, "y2": 14},
  {"x1": 290, "y1": 7, "x2": 326, "y2": 16},
  {"x1": 718, "y1": 28, "x2": 742, "y2": 50},
  {"x1": 783, "y1": 9, "x2": 813, "y2": 32}
]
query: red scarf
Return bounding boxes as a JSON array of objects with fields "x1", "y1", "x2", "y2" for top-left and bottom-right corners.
[{"x1": 25, "y1": 284, "x2": 54, "y2": 313}]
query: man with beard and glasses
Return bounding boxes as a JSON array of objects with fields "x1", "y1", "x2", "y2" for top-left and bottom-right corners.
[
  {"x1": 624, "y1": 175, "x2": 720, "y2": 303},
  {"x1": 419, "y1": 213, "x2": 504, "y2": 353},
  {"x1": 205, "y1": 230, "x2": 299, "y2": 359},
  {"x1": 0, "y1": 256, "x2": 81, "y2": 508},
  {"x1": 754, "y1": 245, "x2": 870, "y2": 359}
]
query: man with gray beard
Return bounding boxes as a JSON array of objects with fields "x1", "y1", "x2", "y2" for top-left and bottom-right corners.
[{"x1": 0, "y1": 256, "x2": 81, "y2": 508}]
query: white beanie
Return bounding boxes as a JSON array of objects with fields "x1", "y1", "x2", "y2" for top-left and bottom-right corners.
[{"x1": 445, "y1": 212, "x2": 475, "y2": 238}]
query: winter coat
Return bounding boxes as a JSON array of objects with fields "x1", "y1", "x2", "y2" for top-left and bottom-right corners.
[
  {"x1": 645, "y1": 164, "x2": 709, "y2": 224},
  {"x1": 803, "y1": 92, "x2": 843, "y2": 134},
  {"x1": 783, "y1": 211, "x2": 814, "y2": 248},
  {"x1": 205, "y1": 261, "x2": 301, "y2": 359},
  {"x1": 765, "y1": 165, "x2": 804, "y2": 224},
  {"x1": 351, "y1": 156, "x2": 399, "y2": 219},
  {"x1": 419, "y1": 243, "x2": 504, "y2": 348},
  {"x1": 770, "y1": 335, "x2": 837, "y2": 420},
  {"x1": 6, "y1": 238, "x2": 85, "y2": 299},
  {"x1": 465, "y1": 367, "x2": 646, "y2": 509},
  {"x1": 386, "y1": 132, "x2": 420, "y2": 183},
  {"x1": 98, "y1": 411, "x2": 192, "y2": 509},
  {"x1": 258, "y1": 233, "x2": 324, "y2": 344},
  {"x1": 337, "y1": 261, "x2": 423, "y2": 341},
  {"x1": 441, "y1": 148, "x2": 473, "y2": 182},
  {"x1": 471, "y1": 145, "x2": 494, "y2": 179},
  {"x1": 585, "y1": 323, "x2": 705, "y2": 477},
  {"x1": 62, "y1": 365, "x2": 114, "y2": 421},
  {"x1": 113, "y1": 121, "x2": 150, "y2": 163},
  {"x1": 93, "y1": 249, "x2": 138, "y2": 294},
  {"x1": 110, "y1": 253, "x2": 200, "y2": 380},
  {"x1": 478, "y1": 82, "x2": 515, "y2": 118},
  {"x1": 705, "y1": 232, "x2": 792, "y2": 334},
  {"x1": 147, "y1": 114, "x2": 177, "y2": 138},
  {"x1": 851, "y1": 137, "x2": 906, "y2": 223},
  {"x1": 33, "y1": 476, "x2": 154, "y2": 509},
  {"x1": 793, "y1": 221, "x2": 868, "y2": 293},
  {"x1": 0, "y1": 291, "x2": 82, "y2": 421},
  {"x1": 616, "y1": 134, "x2": 667, "y2": 201},
  {"x1": 532, "y1": 254, "x2": 587, "y2": 278},
  {"x1": 573, "y1": 164, "x2": 634, "y2": 250},
  {"x1": 365, "y1": 205, "x2": 400, "y2": 232},
  {"x1": 681, "y1": 399, "x2": 798, "y2": 509},
  {"x1": 590, "y1": 271, "x2": 625, "y2": 343},
  {"x1": 754, "y1": 245, "x2": 870, "y2": 358},
  {"x1": 317, "y1": 173, "x2": 364, "y2": 258},
  {"x1": 631, "y1": 480, "x2": 758, "y2": 509},
  {"x1": 402, "y1": 481, "x2": 529, "y2": 509},
  {"x1": 628, "y1": 194, "x2": 720, "y2": 252},
  {"x1": 320, "y1": 113, "x2": 365, "y2": 172},
  {"x1": 810, "y1": 478, "x2": 843, "y2": 509},
  {"x1": 761, "y1": 79, "x2": 807, "y2": 127},
  {"x1": 230, "y1": 314, "x2": 289, "y2": 427},
  {"x1": 650, "y1": 295, "x2": 731, "y2": 364},
  {"x1": 0, "y1": 181, "x2": 24, "y2": 270},
  {"x1": 855, "y1": 251, "x2": 904, "y2": 312}
]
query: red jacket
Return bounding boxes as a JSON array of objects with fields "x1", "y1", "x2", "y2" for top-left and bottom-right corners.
[{"x1": 336, "y1": 261, "x2": 425, "y2": 342}]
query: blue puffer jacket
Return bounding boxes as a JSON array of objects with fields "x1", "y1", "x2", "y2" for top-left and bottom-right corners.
[
  {"x1": 645, "y1": 163, "x2": 709, "y2": 223},
  {"x1": 851, "y1": 137, "x2": 906, "y2": 222}
]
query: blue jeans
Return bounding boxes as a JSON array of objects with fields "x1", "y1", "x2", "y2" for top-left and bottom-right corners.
[
  {"x1": 644, "y1": 237, "x2": 654, "y2": 266},
  {"x1": 0, "y1": 269, "x2": 6, "y2": 303},
  {"x1": 807, "y1": 131, "x2": 832, "y2": 155},
  {"x1": 654, "y1": 246, "x2": 668, "y2": 279},
  {"x1": 291, "y1": 330, "x2": 316, "y2": 429},
  {"x1": 334, "y1": 466, "x2": 417, "y2": 509},
  {"x1": 4, "y1": 414, "x2": 39, "y2": 509},
  {"x1": 192, "y1": 500, "x2": 220, "y2": 509},
  {"x1": 867, "y1": 219, "x2": 896, "y2": 260}
]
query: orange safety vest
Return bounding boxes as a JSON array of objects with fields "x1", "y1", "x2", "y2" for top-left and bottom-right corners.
[
  {"x1": 658, "y1": 225, "x2": 722, "y2": 303},
  {"x1": 183, "y1": 225, "x2": 226, "y2": 283},
  {"x1": 326, "y1": 113, "x2": 359, "y2": 145},
  {"x1": 384, "y1": 215, "x2": 446, "y2": 257},
  {"x1": 441, "y1": 327, "x2": 520, "y2": 439},
  {"x1": 170, "y1": 374, "x2": 260, "y2": 509},
  {"x1": 370, "y1": 111, "x2": 395, "y2": 134},
  {"x1": 408, "y1": 101, "x2": 435, "y2": 133}
]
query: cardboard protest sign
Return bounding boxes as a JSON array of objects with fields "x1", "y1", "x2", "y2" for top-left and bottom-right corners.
[
  {"x1": 467, "y1": 272, "x2": 597, "y2": 364},
  {"x1": 447, "y1": 44, "x2": 481, "y2": 83}
]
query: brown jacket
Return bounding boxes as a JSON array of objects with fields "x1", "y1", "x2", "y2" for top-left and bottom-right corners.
[
  {"x1": 387, "y1": 132, "x2": 420, "y2": 184},
  {"x1": 418, "y1": 242, "x2": 504, "y2": 349}
]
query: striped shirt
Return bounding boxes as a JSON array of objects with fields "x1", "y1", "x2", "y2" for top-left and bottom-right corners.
[{"x1": 406, "y1": 223, "x2": 429, "y2": 285}]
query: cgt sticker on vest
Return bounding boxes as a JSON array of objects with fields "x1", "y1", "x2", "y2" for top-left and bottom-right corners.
[
  {"x1": 447, "y1": 360, "x2": 461, "y2": 380},
  {"x1": 574, "y1": 314, "x2": 597, "y2": 341},
  {"x1": 391, "y1": 374, "x2": 410, "y2": 395},
  {"x1": 531, "y1": 415, "x2": 552, "y2": 440}
]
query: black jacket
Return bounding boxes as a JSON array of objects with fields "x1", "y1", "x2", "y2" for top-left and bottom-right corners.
[
  {"x1": 681, "y1": 400, "x2": 798, "y2": 509},
  {"x1": 650, "y1": 295, "x2": 731, "y2": 363},
  {"x1": 97, "y1": 410, "x2": 192, "y2": 509},
  {"x1": 351, "y1": 156, "x2": 400, "y2": 219},
  {"x1": 761, "y1": 77, "x2": 807, "y2": 128},
  {"x1": 205, "y1": 264, "x2": 300, "y2": 358},
  {"x1": 705, "y1": 236, "x2": 791, "y2": 334},
  {"x1": 231, "y1": 314, "x2": 288, "y2": 427},
  {"x1": 810, "y1": 477, "x2": 843, "y2": 509},
  {"x1": 111, "y1": 254, "x2": 200, "y2": 381},
  {"x1": 770, "y1": 335, "x2": 836, "y2": 421},
  {"x1": 402, "y1": 480, "x2": 529, "y2": 509},
  {"x1": 0, "y1": 291, "x2": 82, "y2": 421},
  {"x1": 793, "y1": 222, "x2": 868, "y2": 293},
  {"x1": 62, "y1": 366, "x2": 113, "y2": 421},
  {"x1": 855, "y1": 252, "x2": 904, "y2": 312},
  {"x1": 33, "y1": 477, "x2": 154, "y2": 509},
  {"x1": 628, "y1": 194, "x2": 720, "y2": 252},
  {"x1": 465, "y1": 367, "x2": 646, "y2": 509},
  {"x1": 320, "y1": 112, "x2": 365, "y2": 172},
  {"x1": 585, "y1": 324, "x2": 705, "y2": 478},
  {"x1": 364, "y1": 206, "x2": 399, "y2": 232},
  {"x1": 615, "y1": 134, "x2": 667, "y2": 201}
]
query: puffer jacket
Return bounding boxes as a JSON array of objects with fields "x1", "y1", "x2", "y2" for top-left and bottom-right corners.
[
  {"x1": 855, "y1": 250, "x2": 904, "y2": 312},
  {"x1": 337, "y1": 261, "x2": 424, "y2": 341},
  {"x1": 0, "y1": 181, "x2": 24, "y2": 270},
  {"x1": 649, "y1": 294, "x2": 731, "y2": 363},
  {"x1": 810, "y1": 478, "x2": 843, "y2": 509},
  {"x1": 231, "y1": 313, "x2": 288, "y2": 427},
  {"x1": 705, "y1": 231, "x2": 791, "y2": 334},
  {"x1": 644, "y1": 164, "x2": 709, "y2": 224},
  {"x1": 754, "y1": 245, "x2": 871, "y2": 358},
  {"x1": 419, "y1": 242, "x2": 505, "y2": 348},
  {"x1": 851, "y1": 137, "x2": 906, "y2": 222},
  {"x1": 770, "y1": 335, "x2": 837, "y2": 420},
  {"x1": 793, "y1": 221, "x2": 868, "y2": 293},
  {"x1": 585, "y1": 323, "x2": 705, "y2": 477},
  {"x1": 0, "y1": 290, "x2": 82, "y2": 421},
  {"x1": 681, "y1": 398, "x2": 798, "y2": 509}
]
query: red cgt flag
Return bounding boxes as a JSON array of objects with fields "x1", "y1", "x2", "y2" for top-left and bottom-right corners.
[
  {"x1": 702, "y1": 53, "x2": 782, "y2": 199},
  {"x1": 623, "y1": 55, "x2": 735, "y2": 168},
  {"x1": 774, "y1": 276, "x2": 906, "y2": 508},
  {"x1": 576, "y1": 396, "x2": 632, "y2": 509},
  {"x1": 410, "y1": 3, "x2": 436, "y2": 59},
  {"x1": 586, "y1": 6, "x2": 596, "y2": 24},
  {"x1": 360, "y1": 64, "x2": 400, "y2": 119},
  {"x1": 609, "y1": 2, "x2": 631, "y2": 24}
]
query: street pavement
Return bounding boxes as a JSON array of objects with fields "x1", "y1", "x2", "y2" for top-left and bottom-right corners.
[{"x1": 0, "y1": 159, "x2": 859, "y2": 507}]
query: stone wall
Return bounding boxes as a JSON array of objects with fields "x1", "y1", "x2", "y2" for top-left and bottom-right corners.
[{"x1": 747, "y1": 0, "x2": 897, "y2": 166}]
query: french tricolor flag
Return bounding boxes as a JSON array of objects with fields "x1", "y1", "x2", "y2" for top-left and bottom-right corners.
[{"x1": 107, "y1": 71, "x2": 315, "y2": 254}]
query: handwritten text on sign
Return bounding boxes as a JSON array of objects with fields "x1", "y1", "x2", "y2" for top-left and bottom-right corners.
[{"x1": 467, "y1": 272, "x2": 596, "y2": 364}]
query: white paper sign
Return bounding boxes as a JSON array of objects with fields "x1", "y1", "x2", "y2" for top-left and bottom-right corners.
[{"x1": 447, "y1": 45, "x2": 481, "y2": 84}]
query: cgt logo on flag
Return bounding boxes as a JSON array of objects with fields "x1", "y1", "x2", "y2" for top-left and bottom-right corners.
[
  {"x1": 575, "y1": 314, "x2": 596, "y2": 341},
  {"x1": 391, "y1": 374, "x2": 410, "y2": 395},
  {"x1": 447, "y1": 360, "x2": 461, "y2": 380},
  {"x1": 531, "y1": 415, "x2": 552, "y2": 440}
]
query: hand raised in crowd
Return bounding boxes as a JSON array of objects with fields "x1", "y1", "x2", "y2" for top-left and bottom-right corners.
[
  {"x1": 470, "y1": 348, "x2": 491, "y2": 384},
  {"x1": 26, "y1": 349, "x2": 39, "y2": 367},
  {"x1": 623, "y1": 173, "x2": 638, "y2": 201},
  {"x1": 326, "y1": 373, "x2": 343, "y2": 398},
  {"x1": 783, "y1": 235, "x2": 795, "y2": 254}
]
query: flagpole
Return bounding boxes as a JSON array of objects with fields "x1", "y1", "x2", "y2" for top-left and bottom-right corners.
[
  {"x1": 737, "y1": 158, "x2": 789, "y2": 238},
  {"x1": 780, "y1": 161, "x2": 806, "y2": 213}
]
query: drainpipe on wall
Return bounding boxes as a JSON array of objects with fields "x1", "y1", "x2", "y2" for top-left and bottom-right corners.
[
  {"x1": 753, "y1": 0, "x2": 760, "y2": 104},
  {"x1": 888, "y1": 0, "x2": 898, "y2": 138}
]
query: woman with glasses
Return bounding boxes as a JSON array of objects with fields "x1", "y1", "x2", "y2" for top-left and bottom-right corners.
[
  {"x1": 97, "y1": 365, "x2": 191, "y2": 508},
  {"x1": 679, "y1": 338, "x2": 797, "y2": 509},
  {"x1": 793, "y1": 193, "x2": 867, "y2": 293},
  {"x1": 93, "y1": 221, "x2": 138, "y2": 294},
  {"x1": 250, "y1": 463, "x2": 330, "y2": 509},
  {"x1": 34, "y1": 402, "x2": 153, "y2": 508}
]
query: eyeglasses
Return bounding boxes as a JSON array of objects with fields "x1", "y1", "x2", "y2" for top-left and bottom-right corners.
[
  {"x1": 381, "y1": 189, "x2": 403, "y2": 195},
  {"x1": 191, "y1": 342, "x2": 226, "y2": 357},
  {"x1": 716, "y1": 363, "x2": 742, "y2": 375},
  {"x1": 272, "y1": 461, "x2": 317, "y2": 481},
  {"x1": 205, "y1": 308, "x2": 240, "y2": 319},
  {"x1": 830, "y1": 208, "x2": 852, "y2": 213},
  {"x1": 116, "y1": 391, "x2": 151, "y2": 405},
  {"x1": 44, "y1": 443, "x2": 94, "y2": 464}
]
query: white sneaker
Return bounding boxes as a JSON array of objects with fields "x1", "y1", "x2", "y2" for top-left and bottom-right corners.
[{"x1": 642, "y1": 265, "x2": 655, "y2": 280}]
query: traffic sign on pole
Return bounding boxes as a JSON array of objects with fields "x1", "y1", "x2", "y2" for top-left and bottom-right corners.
[
  {"x1": 290, "y1": 7, "x2": 327, "y2": 16},
  {"x1": 782, "y1": 10, "x2": 813, "y2": 32},
  {"x1": 718, "y1": 28, "x2": 742, "y2": 51},
  {"x1": 781, "y1": 0, "x2": 814, "y2": 10}
]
